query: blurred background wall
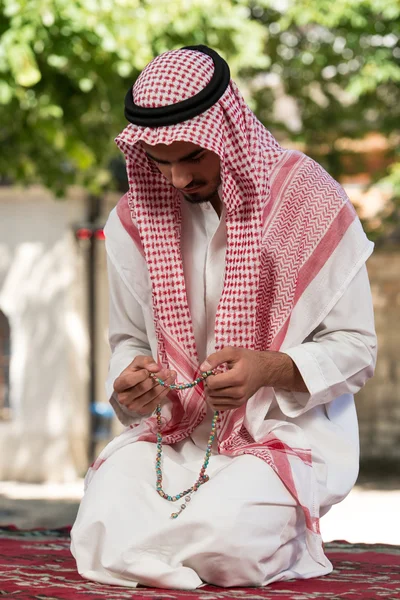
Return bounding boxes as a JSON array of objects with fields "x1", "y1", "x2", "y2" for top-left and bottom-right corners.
[
  {"x1": 0, "y1": 0, "x2": 399, "y2": 482},
  {"x1": 0, "y1": 187, "x2": 90, "y2": 481}
]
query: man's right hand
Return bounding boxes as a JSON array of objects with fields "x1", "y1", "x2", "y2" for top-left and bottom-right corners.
[{"x1": 113, "y1": 355, "x2": 177, "y2": 416}]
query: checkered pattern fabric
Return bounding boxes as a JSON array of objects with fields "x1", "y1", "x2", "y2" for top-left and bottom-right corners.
[
  {"x1": 116, "y1": 48, "x2": 286, "y2": 439},
  {"x1": 133, "y1": 50, "x2": 214, "y2": 108}
]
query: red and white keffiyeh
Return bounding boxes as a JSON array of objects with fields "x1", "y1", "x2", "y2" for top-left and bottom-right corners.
[{"x1": 89, "y1": 48, "x2": 373, "y2": 563}]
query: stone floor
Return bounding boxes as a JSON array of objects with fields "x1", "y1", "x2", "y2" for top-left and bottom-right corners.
[
  {"x1": 0, "y1": 479, "x2": 83, "y2": 530},
  {"x1": 1, "y1": 473, "x2": 399, "y2": 545}
]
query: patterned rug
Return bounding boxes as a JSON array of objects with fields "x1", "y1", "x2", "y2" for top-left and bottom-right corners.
[{"x1": 1, "y1": 526, "x2": 399, "y2": 599}]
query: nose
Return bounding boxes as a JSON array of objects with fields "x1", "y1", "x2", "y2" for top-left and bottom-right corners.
[{"x1": 170, "y1": 163, "x2": 193, "y2": 190}]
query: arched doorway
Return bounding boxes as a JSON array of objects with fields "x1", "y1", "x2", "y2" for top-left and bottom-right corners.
[{"x1": 0, "y1": 310, "x2": 11, "y2": 420}]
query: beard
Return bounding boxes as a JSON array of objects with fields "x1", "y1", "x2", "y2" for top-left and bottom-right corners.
[{"x1": 181, "y1": 181, "x2": 220, "y2": 205}]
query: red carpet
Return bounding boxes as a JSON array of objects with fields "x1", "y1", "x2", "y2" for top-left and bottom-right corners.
[{"x1": 1, "y1": 526, "x2": 399, "y2": 599}]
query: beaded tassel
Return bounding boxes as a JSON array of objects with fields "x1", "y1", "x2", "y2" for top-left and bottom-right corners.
[{"x1": 150, "y1": 370, "x2": 219, "y2": 519}]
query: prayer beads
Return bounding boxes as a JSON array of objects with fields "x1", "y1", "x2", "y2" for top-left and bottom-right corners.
[{"x1": 151, "y1": 370, "x2": 219, "y2": 519}]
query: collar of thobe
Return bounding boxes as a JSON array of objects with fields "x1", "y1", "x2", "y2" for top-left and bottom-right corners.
[{"x1": 124, "y1": 45, "x2": 230, "y2": 127}]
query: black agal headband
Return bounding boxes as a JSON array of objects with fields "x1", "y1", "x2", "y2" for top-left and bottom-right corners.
[{"x1": 124, "y1": 45, "x2": 230, "y2": 127}]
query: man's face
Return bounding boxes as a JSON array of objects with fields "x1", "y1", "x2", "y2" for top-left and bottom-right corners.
[{"x1": 141, "y1": 140, "x2": 221, "y2": 205}]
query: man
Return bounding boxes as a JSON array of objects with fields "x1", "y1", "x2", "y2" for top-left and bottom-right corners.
[{"x1": 71, "y1": 45, "x2": 376, "y2": 589}]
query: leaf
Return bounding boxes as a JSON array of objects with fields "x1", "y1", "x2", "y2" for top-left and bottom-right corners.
[
  {"x1": 8, "y1": 43, "x2": 42, "y2": 87},
  {"x1": 0, "y1": 81, "x2": 13, "y2": 104},
  {"x1": 66, "y1": 140, "x2": 96, "y2": 170}
]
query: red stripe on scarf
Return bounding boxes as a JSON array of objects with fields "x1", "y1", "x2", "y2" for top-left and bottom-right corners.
[{"x1": 116, "y1": 193, "x2": 145, "y2": 258}]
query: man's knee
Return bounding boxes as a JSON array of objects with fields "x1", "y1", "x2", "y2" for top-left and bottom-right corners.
[{"x1": 197, "y1": 501, "x2": 303, "y2": 585}]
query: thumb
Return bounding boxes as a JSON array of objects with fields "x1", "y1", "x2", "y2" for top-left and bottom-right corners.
[
  {"x1": 199, "y1": 359, "x2": 213, "y2": 372},
  {"x1": 143, "y1": 356, "x2": 161, "y2": 372},
  {"x1": 200, "y1": 347, "x2": 236, "y2": 372}
]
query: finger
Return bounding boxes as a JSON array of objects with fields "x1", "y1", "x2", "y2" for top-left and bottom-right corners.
[
  {"x1": 115, "y1": 359, "x2": 173, "y2": 395},
  {"x1": 206, "y1": 397, "x2": 237, "y2": 411},
  {"x1": 199, "y1": 346, "x2": 238, "y2": 372},
  {"x1": 142, "y1": 371, "x2": 177, "y2": 405},
  {"x1": 127, "y1": 372, "x2": 176, "y2": 414},
  {"x1": 149, "y1": 368, "x2": 174, "y2": 384},
  {"x1": 205, "y1": 370, "x2": 242, "y2": 391},
  {"x1": 117, "y1": 377, "x2": 159, "y2": 406},
  {"x1": 114, "y1": 367, "x2": 150, "y2": 394},
  {"x1": 119, "y1": 369, "x2": 174, "y2": 406},
  {"x1": 132, "y1": 355, "x2": 161, "y2": 372},
  {"x1": 206, "y1": 385, "x2": 244, "y2": 399}
]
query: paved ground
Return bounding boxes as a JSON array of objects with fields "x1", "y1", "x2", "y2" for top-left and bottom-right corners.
[
  {"x1": 0, "y1": 479, "x2": 83, "y2": 530},
  {"x1": 321, "y1": 486, "x2": 400, "y2": 545},
  {"x1": 1, "y1": 474, "x2": 399, "y2": 545}
]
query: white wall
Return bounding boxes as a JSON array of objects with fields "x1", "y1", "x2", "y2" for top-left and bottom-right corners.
[{"x1": 0, "y1": 186, "x2": 91, "y2": 482}]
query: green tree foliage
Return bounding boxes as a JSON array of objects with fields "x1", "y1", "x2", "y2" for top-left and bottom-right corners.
[
  {"x1": 0, "y1": 0, "x2": 399, "y2": 242},
  {"x1": 0, "y1": 0, "x2": 267, "y2": 195},
  {"x1": 248, "y1": 0, "x2": 400, "y2": 242}
]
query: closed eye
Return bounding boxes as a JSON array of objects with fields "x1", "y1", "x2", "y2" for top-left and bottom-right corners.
[
  {"x1": 187, "y1": 155, "x2": 205, "y2": 164},
  {"x1": 146, "y1": 151, "x2": 206, "y2": 165}
]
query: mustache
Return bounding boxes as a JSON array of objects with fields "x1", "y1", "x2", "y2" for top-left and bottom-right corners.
[{"x1": 183, "y1": 181, "x2": 206, "y2": 190}]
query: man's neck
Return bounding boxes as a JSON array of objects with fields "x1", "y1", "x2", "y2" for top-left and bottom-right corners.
[{"x1": 209, "y1": 192, "x2": 222, "y2": 218}]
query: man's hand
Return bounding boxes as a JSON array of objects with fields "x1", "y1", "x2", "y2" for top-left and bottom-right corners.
[
  {"x1": 200, "y1": 347, "x2": 307, "y2": 411},
  {"x1": 113, "y1": 355, "x2": 176, "y2": 416}
]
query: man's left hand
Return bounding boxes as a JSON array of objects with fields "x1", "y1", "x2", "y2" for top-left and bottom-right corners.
[
  {"x1": 200, "y1": 346, "x2": 308, "y2": 411},
  {"x1": 199, "y1": 347, "x2": 269, "y2": 411}
]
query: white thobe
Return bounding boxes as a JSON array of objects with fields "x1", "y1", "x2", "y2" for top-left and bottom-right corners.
[{"x1": 71, "y1": 198, "x2": 377, "y2": 589}]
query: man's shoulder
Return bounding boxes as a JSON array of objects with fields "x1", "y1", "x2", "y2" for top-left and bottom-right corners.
[
  {"x1": 104, "y1": 196, "x2": 145, "y2": 260},
  {"x1": 269, "y1": 149, "x2": 345, "y2": 202},
  {"x1": 272, "y1": 148, "x2": 342, "y2": 183},
  {"x1": 270, "y1": 148, "x2": 314, "y2": 177},
  {"x1": 105, "y1": 193, "x2": 136, "y2": 234},
  {"x1": 104, "y1": 205, "x2": 122, "y2": 240}
]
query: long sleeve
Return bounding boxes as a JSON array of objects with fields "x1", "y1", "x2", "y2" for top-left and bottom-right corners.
[
  {"x1": 106, "y1": 250, "x2": 152, "y2": 425},
  {"x1": 275, "y1": 264, "x2": 377, "y2": 418}
]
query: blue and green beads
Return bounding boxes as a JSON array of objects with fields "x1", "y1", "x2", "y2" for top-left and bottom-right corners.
[
  {"x1": 152, "y1": 369, "x2": 219, "y2": 520},
  {"x1": 150, "y1": 370, "x2": 215, "y2": 390}
]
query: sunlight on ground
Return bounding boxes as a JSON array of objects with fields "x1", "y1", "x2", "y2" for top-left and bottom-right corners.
[
  {"x1": 0, "y1": 480, "x2": 84, "y2": 500},
  {"x1": 320, "y1": 487, "x2": 400, "y2": 546}
]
